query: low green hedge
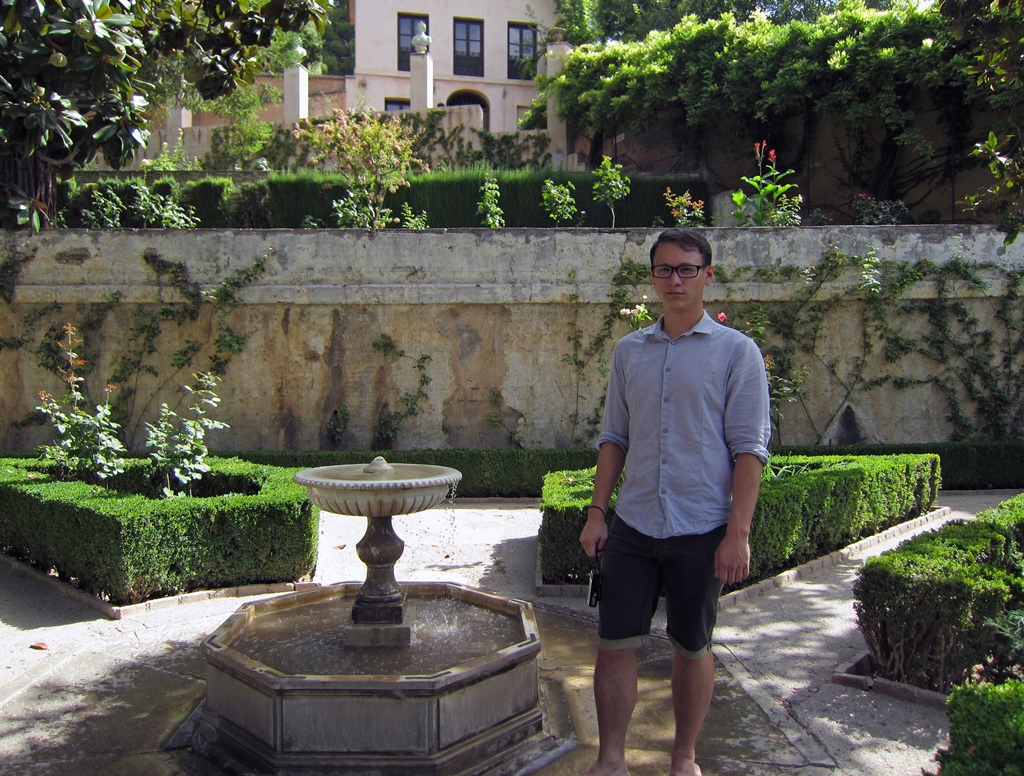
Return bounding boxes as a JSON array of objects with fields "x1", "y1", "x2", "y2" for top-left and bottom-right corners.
[
  {"x1": 937, "y1": 680, "x2": 1024, "y2": 775},
  {"x1": 854, "y1": 493, "x2": 1024, "y2": 694},
  {"x1": 0, "y1": 457, "x2": 317, "y2": 605},
  {"x1": 538, "y1": 453, "x2": 940, "y2": 585},
  {"x1": 234, "y1": 448, "x2": 600, "y2": 498},
  {"x1": 776, "y1": 441, "x2": 1024, "y2": 490}
]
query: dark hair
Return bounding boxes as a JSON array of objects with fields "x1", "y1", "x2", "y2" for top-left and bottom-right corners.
[{"x1": 649, "y1": 228, "x2": 712, "y2": 266}]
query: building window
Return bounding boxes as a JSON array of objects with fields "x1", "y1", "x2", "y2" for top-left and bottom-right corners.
[
  {"x1": 385, "y1": 99, "x2": 411, "y2": 112},
  {"x1": 507, "y1": 24, "x2": 537, "y2": 80},
  {"x1": 454, "y1": 19, "x2": 483, "y2": 77},
  {"x1": 398, "y1": 14, "x2": 428, "y2": 72}
]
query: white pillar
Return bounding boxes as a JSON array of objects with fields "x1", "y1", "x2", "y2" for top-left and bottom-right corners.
[
  {"x1": 544, "y1": 35, "x2": 574, "y2": 170},
  {"x1": 167, "y1": 105, "x2": 192, "y2": 136},
  {"x1": 410, "y1": 52, "x2": 434, "y2": 114},
  {"x1": 285, "y1": 65, "x2": 309, "y2": 125}
]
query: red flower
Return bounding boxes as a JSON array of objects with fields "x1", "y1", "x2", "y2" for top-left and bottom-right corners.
[
  {"x1": 768, "y1": 149, "x2": 777, "y2": 163},
  {"x1": 717, "y1": 312, "x2": 728, "y2": 323}
]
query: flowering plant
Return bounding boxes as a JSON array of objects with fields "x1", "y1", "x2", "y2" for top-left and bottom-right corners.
[
  {"x1": 619, "y1": 295, "x2": 652, "y2": 330},
  {"x1": 477, "y1": 177, "x2": 505, "y2": 228},
  {"x1": 664, "y1": 187, "x2": 706, "y2": 227},
  {"x1": 731, "y1": 142, "x2": 803, "y2": 227},
  {"x1": 542, "y1": 179, "x2": 584, "y2": 225},
  {"x1": 35, "y1": 324, "x2": 127, "y2": 481},
  {"x1": 145, "y1": 373, "x2": 229, "y2": 497}
]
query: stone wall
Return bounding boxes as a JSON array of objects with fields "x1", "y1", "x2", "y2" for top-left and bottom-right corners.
[{"x1": 1, "y1": 226, "x2": 1020, "y2": 452}]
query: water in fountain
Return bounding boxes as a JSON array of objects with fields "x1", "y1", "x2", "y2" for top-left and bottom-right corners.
[{"x1": 228, "y1": 595, "x2": 525, "y2": 675}]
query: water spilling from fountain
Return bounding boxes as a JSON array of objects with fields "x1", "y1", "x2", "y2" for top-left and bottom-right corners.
[{"x1": 191, "y1": 457, "x2": 547, "y2": 775}]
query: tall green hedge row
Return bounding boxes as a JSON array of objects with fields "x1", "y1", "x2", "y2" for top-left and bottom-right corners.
[
  {"x1": 0, "y1": 457, "x2": 317, "y2": 605},
  {"x1": 60, "y1": 170, "x2": 709, "y2": 230}
]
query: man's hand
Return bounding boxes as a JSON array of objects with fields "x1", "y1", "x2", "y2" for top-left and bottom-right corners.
[
  {"x1": 580, "y1": 517, "x2": 609, "y2": 559},
  {"x1": 714, "y1": 532, "x2": 751, "y2": 585}
]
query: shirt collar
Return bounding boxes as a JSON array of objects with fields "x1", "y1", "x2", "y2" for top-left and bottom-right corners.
[{"x1": 643, "y1": 311, "x2": 715, "y2": 341}]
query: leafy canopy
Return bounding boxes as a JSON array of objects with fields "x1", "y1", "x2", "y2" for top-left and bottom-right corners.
[{"x1": 0, "y1": 0, "x2": 329, "y2": 226}]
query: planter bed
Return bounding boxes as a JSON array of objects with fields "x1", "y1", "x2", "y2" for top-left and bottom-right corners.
[{"x1": 0, "y1": 457, "x2": 317, "y2": 605}]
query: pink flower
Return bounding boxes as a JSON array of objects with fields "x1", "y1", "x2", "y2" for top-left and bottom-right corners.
[
  {"x1": 768, "y1": 149, "x2": 777, "y2": 163},
  {"x1": 717, "y1": 312, "x2": 728, "y2": 323}
]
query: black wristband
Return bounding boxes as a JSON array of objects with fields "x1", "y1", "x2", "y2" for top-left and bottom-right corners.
[{"x1": 586, "y1": 504, "x2": 607, "y2": 518}]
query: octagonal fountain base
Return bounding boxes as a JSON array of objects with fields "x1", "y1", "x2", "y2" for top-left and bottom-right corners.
[{"x1": 192, "y1": 581, "x2": 544, "y2": 775}]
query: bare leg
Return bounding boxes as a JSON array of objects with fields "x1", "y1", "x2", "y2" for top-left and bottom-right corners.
[
  {"x1": 669, "y1": 650, "x2": 715, "y2": 776},
  {"x1": 584, "y1": 647, "x2": 637, "y2": 776}
]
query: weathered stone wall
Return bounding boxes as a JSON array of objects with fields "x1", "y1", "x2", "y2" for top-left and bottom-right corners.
[{"x1": 1, "y1": 226, "x2": 1020, "y2": 452}]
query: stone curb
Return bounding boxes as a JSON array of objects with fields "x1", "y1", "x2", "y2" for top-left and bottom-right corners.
[
  {"x1": 831, "y1": 655, "x2": 949, "y2": 709},
  {"x1": 720, "y1": 505, "x2": 952, "y2": 610},
  {"x1": 0, "y1": 553, "x2": 319, "y2": 620}
]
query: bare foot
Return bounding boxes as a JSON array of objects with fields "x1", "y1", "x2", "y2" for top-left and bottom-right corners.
[
  {"x1": 669, "y1": 759, "x2": 701, "y2": 776},
  {"x1": 583, "y1": 759, "x2": 630, "y2": 776}
]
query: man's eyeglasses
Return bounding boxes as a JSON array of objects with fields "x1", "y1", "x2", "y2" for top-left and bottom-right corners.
[{"x1": 651, "y1": 263, "x2": 707, "y2": 279}]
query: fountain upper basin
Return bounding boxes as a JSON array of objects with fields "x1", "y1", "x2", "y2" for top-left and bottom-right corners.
[{"x1": 292, "y1": 458, "x2": 461, "y2": 517}]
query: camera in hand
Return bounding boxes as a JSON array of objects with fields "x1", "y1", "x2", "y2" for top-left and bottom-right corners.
[{"x1": 587, "y1": 568, "x2": 602, "y2": 607}]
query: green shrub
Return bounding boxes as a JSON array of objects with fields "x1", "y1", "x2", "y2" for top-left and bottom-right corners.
[
  {"x1": 937, "y1": 680, "x2": 1024, "y2": 775},
  {"x1": 854, "y1": 495, "x2": 1024, "y2": 693},
  {"x1": 538, "y1": 466, "x2": 613, "y2": 584},
  {"x1": 230, "y1": 181, "x2": 271, "y2": 228},
  {"x1": 536, "y1": 454, "x2": 940, "y2": 585},
  {"x1": 262, "y1": 169, "x2": 709, "y2": 229},
  {"x1": 180, "y1": 177, "x2": 235, "y2": 228},
  {"x1": 0, "y1": 457, "x2": 316, "y2": 605},
  {"x1": 776, "y1": 441, "x2": 1024, "y2": 490}
]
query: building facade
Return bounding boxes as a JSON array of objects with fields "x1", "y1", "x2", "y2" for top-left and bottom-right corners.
[{"x1": 346, "y1": 0, "x2": 556, "y2": 133}]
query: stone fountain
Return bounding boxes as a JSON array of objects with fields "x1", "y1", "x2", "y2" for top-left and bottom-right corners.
[{"x1": 191, "y1": 457, "x2": 546, "y2": 775}]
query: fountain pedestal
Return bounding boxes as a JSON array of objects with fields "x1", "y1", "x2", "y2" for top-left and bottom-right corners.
[{"x1": 352, "y1": 513, "x2": 406, "y2": 624}]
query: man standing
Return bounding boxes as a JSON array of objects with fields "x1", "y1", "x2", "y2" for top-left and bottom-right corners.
[{"x1": 579, "y1": 228, "x2": 771, "y2": 776}]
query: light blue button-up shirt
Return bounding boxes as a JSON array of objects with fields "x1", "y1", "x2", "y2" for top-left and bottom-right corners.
[{"x1": 597, "y1": 311, "x2": 772, "y2": 538}]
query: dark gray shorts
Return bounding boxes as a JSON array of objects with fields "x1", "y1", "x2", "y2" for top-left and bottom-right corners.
[{"x1": 598, "y1": 519, "x2": 726, "y2": 657}]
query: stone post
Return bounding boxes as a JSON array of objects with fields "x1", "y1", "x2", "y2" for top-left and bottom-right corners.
[
  {"x1": 544, "y1": 30, "x2": 574, "y2": 170},
  {"x1": 284, "y1": 64, "x2": 309, "y2": 125},
  {"x1": 410, "y1": 53, "x2": 434, "y2": 114},
  {"x1": 166, "y1": 105, "x2": 192, "y2": 138}
]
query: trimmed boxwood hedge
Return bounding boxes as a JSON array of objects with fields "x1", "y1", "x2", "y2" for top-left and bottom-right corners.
[
  {"x1": 0, "y1": 457, "x2": 317, "y2": 605},
  {"x1": 538, "y1": 453, "x2": 941, "y2": 586},
  {"x1": 854, "y1": 493, "x2": 1024, "y2": 694},
  {"x1": 937, "y1": 679, "x2": 1024, "y2": 775},
  {"x1": 776, "y1": 441, "x2": 1024, "y2": 490}
]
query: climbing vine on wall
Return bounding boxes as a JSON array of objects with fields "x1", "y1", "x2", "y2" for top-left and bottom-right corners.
[
  {"x1": 570, "y1": 248, "x2": 1024, "y2": 446},
  {"x1": 371, "y1": 334, "x2": 433, "y2": 450},
  {"x1": 720, "y1": 251, "x2": 1023, "y2": 443},
  {"x1": 3, "y1": 249, "x2": 269, "y2": 448},
  {"x1": 563, "y1": 258, "x2": 651, "y2": 445}
]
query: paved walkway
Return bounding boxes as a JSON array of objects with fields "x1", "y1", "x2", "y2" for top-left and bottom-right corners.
[{"x1": 0, "y1": 489, "x2": 1018, "y2": 775}]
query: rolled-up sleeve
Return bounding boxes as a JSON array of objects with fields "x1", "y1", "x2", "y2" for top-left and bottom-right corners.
[
  {"x1": 597, "y1": 336, "x2": 631, "y2": 453},
  {"x1": 725, "y1": 336, "x2": 772, "y2": 465}
]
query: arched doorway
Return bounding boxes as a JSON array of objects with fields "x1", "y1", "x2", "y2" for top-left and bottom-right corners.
[{"x1": 446, "y1": 91, "x2": 489, "y2": 131}]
